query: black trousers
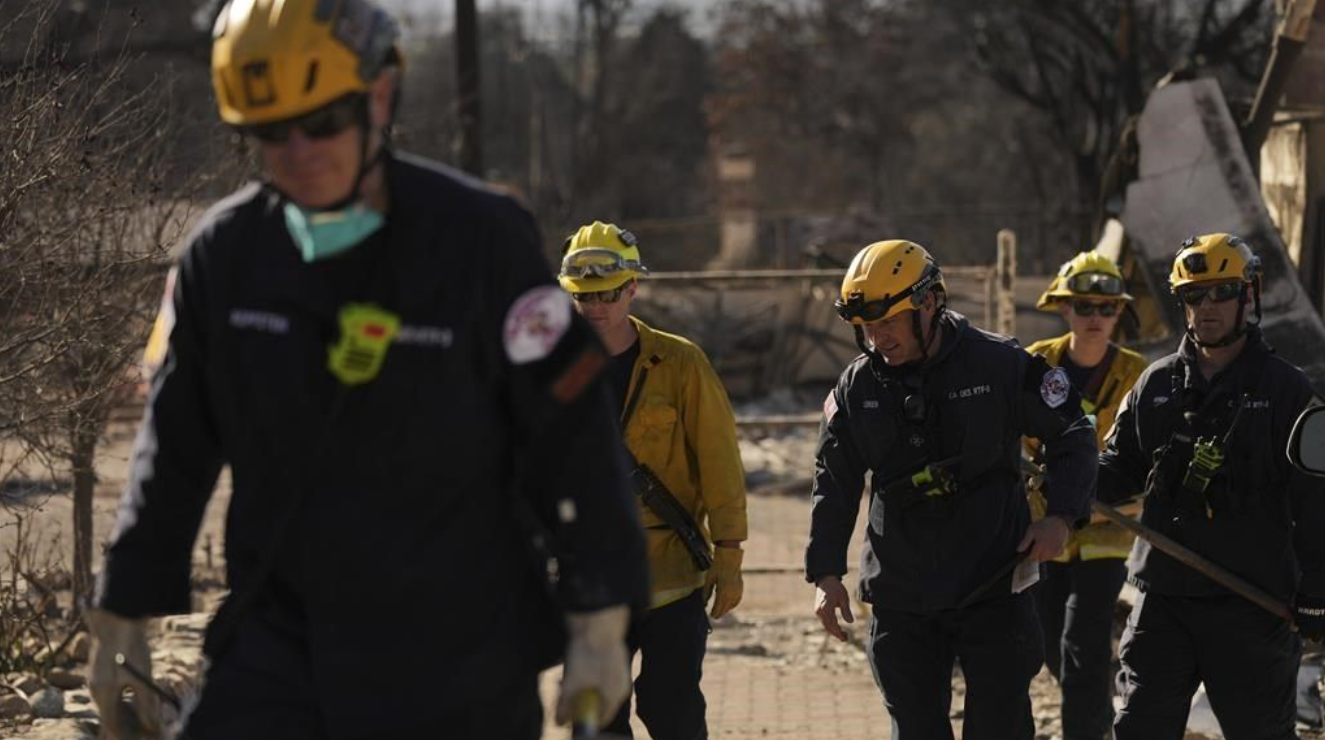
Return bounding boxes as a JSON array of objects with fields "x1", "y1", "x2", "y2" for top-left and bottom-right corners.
[
  {"x1": 182, "y1": 600, "x2": 543, "y2": 740},
  {"x1": 604, "y1": 588, "x2": 710, "y2": 740},
  {"x1": 867, "y1": 592, "x2": 1044, "y2": 740},
  {"x1": 1034, "y1": 557, "x2": 1128, "y2": 740},
  {"x1": 1114, "y1": 590, "x2": 1301, "y2": 740}
]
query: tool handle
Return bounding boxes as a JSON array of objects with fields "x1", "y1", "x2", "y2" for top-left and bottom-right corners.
[
  {"x1": 571, "y1": 689, "x2": 601, "y2": 738},
  {"x1": 1090, "y1": 501, "x2": 1296, "y2": 626},
  {"x1": 114, "y1": 653, "x2": 182, "y2": 710}
]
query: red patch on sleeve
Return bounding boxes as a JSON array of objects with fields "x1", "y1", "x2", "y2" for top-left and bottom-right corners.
[
  {"x1": 823, "y1": 390, "x2": 839, "y2": 421},
  {"x1": 552, "y1": 347, "x2": 608, "y2": 404}
]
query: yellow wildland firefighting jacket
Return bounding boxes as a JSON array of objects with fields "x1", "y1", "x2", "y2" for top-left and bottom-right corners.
[
  {"x1": 623, "y1": 317, "x2": 748, "y2": 607},
  {"x1": 1025, "y1": 333, "x2": 1148, "y2": 561}
]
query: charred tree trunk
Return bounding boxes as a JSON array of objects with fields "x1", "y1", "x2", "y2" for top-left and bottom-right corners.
[
  {"x1": 455, "y1": 0, "x2": 483, "y2": 176},
  {"x1": 70, "y1": 416, "x2": 98, "y2": 617}
]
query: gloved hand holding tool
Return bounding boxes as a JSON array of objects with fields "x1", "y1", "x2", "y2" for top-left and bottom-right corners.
[
  {"x1": 557, "y1": 605, "x2": 630, "y2": 728},
  {"x1": 86, "y1": 608, "x2": 163, "y2": 740},
  {"x1": 705, "y1": 545, "x2": 744, "y2": 619}
]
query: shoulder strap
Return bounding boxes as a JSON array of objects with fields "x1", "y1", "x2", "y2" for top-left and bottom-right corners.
[
  {"x1": 1081, "y1": 344, "x2": 1118, "y2": 402},
  {"x1": 620, "y1": 354, "x2": 662, "y2": 430}
]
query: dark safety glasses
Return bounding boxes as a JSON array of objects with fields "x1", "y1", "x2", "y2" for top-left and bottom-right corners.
[
  {"x1": 1177, "y1": 281, "x2": 1243, "y2": 306},
  {"x1": 835, "y1": 263, "x2": 942, "y2": 324},
  {"x1": 243, "y1": 94, "x2": 366, "y2": 144},
  {"x1": 835, "y1": 295, "x2": 898, "y2": 323},
  {"x1": 571, "y1": 285, "x2": 629, "y2": 303},
  {"x1": 1065, "y1": 272, "x2": 1124, "y2": 296},
  {"x1": 1070, "y1": 300, "x2": 1119, "y2": 317}
]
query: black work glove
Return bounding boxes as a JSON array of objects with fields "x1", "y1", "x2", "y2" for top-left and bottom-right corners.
[{"x1": 1296, "y1": 595, "x2": 1325, "y2": 642}]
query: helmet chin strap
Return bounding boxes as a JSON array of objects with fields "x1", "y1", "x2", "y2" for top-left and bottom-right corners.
[
  {"x1": 1185, "y1": 281, "x2": 1259, "y2": 349},
  {"x1": 910, "y1": 301, "x2": 945, "y2": 362},
  {"x1": 326, "y1": 99, "x2": 386, "y2": 212},
  {"x1": 854, "y1": 325, "x2": 882, "y2": 364}
]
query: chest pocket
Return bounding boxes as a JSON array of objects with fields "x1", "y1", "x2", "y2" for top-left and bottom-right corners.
[
  {"x1": 227, "y1": 307, "x2": 332, "y2": 444},
  {"x1": 628, "y1": 400, "x2": 679, "y2": 458},
  {"x1": 852, "y1": 394, "x2": 904, "y2": 474},
  {"x1": 951, "y1": 393, "x2": 1004, "y2": 480}
]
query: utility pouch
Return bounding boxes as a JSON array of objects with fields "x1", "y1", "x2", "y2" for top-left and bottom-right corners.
[
  {"x1": 1183, "y1": 437, "x2": 1224, "y2": 494},
  {"x1": 909, "y1": 464, "x2": 956, "y2": 498},
  {"x1": 882, "y1": 455, "x2": 961, "y2": 507},
  {"x1": 1182, "y1": 437, "x2": 1225, "y2": 519}
]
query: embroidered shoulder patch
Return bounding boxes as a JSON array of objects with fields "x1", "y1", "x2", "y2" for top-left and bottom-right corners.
[
  {"x1": 503, "y1": 286, "x2": 571, "y2": 364},
  {"x1": 1040, "y1": 366, "x2": 1071, "y2": 409},
  {"x1": 823, "y1": 390, "x2": 839, "y2": 421}
]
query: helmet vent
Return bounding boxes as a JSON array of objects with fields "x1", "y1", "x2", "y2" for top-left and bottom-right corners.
[
  {"x1": 892, "y1": 261, "x2": 903, "y2": 275},
  {"x1": 304, "y1": 61, "x2": 319, "y2": 93},
  {"x1": 1218, "y1": 258, "x2": 1228, "y2": 274}
]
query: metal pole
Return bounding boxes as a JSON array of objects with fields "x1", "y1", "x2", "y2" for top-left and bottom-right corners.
[
  {"x1": 996, "y1": 229, "x2": 1017, "y2": 336},
  {"x1": 1091, "y1": 501, "x2": 1294, "y2": 625},
  {"x1": 984, "y1": 267, "x2": 995, "y2": 330}
]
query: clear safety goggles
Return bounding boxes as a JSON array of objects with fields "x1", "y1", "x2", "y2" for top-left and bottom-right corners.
[
  {"x1": 559, "y1": 248, "x2": 649, "y2": 280},
  {"x1": 1064, "y1": 272, "x2": 1124, "y2": 296}
]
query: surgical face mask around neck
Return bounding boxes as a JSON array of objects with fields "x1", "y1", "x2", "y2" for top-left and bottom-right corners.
[{"x1": 283, "y1": 200, "x2": 385, "y2": 262}]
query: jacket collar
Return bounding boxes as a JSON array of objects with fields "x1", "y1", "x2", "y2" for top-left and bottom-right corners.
[
  {"x1": 629, "y1": 315, "x2": 667, "y2": 367},
  {"x1": 1176, "y1": 323, "x2": 1270, "y2": 390},
  {"x1": 875, "y1": 309, "x2": 968, "y2": 380},
  {"x1": 1036, "y1": 333, "x2": 1073, "y2": 365},
  {"x1": 1038, "y1": 333, "x2": 1120, "y2": 369}
]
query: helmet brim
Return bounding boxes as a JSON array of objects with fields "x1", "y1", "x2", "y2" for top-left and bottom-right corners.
[
  {"x1": 1037, "y1": 289, "x2": 1134, "y2": 310},
  {"x1": 558, "y1": 273, "x2": 636, "y2": 293}
]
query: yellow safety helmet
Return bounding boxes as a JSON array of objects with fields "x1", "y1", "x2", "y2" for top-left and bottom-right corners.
[
  {"x1": 558, "y1": 221, "x2": 649, "y2": 293},
  {"x1": 212, "y1": 0, "x2": 401, "y2": 126},
  {"x1": 836, "y1": 240, "x2": 946, "y2": 325},
  {"x1": 1036, "y1": 251, "x2": 1133, "y2": 311},
  {"x1": 1169, "y1": 233, "x2": 1261, "y2": 291}
]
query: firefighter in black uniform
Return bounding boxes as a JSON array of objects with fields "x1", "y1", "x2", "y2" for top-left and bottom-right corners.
[
  {"x1": 1101, "y1": 233, "x2": 1325, "y2": 739},
  {"x1": 83, "y1": 2, "x2": 648, "y2": 739},
  {"x1": 806, "y1": 240, "x2": 1099, "y2": 740}
]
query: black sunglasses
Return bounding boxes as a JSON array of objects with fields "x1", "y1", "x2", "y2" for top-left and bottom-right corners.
[
  {"x1": 244, "y1": 94, "x2": 366, "y2": 144},
  {"x1": 1177, "y1": 282, "x2": 1243, "y2": 306},
  {"x1": 571, "y1": 285, "x2": 629, "y2": 304},
  {"x1": 1070, "y1": 300, "x2": 1119, "y2": 317}
]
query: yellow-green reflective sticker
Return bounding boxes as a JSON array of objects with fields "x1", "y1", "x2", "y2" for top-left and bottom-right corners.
[{"x1": 328, "y1": 303, "x2": 400, "y2": 385}]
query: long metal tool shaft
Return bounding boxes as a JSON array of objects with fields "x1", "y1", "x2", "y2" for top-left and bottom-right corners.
[{"x1": 1090, "y1": 501, "x2": 1295, "y2": 625}]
